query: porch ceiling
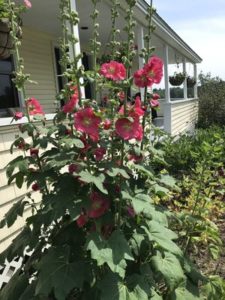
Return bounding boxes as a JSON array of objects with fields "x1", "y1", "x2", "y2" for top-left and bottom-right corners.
[{"x1": 19, "y1": 0, "x2": 193, "y2": 64}]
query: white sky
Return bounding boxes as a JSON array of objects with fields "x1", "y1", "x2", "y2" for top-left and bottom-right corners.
[{"x1": 152, "y1": 0, "x2": 225, "y2": 79}]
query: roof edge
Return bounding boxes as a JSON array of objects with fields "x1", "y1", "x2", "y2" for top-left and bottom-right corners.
[{"x1": 137, "y1": 0, "x2": 203, "y2": 63}]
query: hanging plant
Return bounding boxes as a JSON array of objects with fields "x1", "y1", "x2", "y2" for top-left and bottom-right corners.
[
  {"x1": 169, "y1": 72, "x2": 186, "y2": 86},
  {"x1": 0, "y1": 0, "x2": 29, "y2": 60},
  {"x1": 187, "y1": 75, "x2": 196, "y2": 88}
]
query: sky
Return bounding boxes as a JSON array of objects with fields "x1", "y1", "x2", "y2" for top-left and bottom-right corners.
[{"x1": 151, "y1": 0, "x2": 225, "y2": 80}]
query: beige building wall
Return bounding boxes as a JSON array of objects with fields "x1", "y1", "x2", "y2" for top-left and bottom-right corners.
[
  {"x1": 0, "y1": 125, "x2": 42, "y2": 253},
  {"x1": 20, "y1": 27, "x2": 58, "y2": 113}
]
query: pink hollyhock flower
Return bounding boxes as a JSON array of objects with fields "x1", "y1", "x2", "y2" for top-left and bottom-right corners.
[
  {"x1": 76, "y1": 213, "x2": 88, "y2": 228},
  {"x1": 143, "y1": 56, "x2": 163, "y2": 85},
  {"x1": 135, "y1": 123, "x2": 143, "y2": 141},
  {"x1": 117, "y1": 91, "x2": 125, "y2": 101},
  {"x1": 26, "y1": 98, "x2": 44, "y2": 115},
  {"x1": 88, "y1": 192, "x2": 110, "y2": 219},
  {"x1": 129, "y1": 96, "x2": 145, "y2": 118},
  {"x1": 100, "y1": 61, "x2": 126, "y2": 81},
  {"x1": 14, "y1": 112, "x2": 24, "y2": 120},
  {"x1": 94, "y1": 147, "x2": 106, "y2": 161},
  {"x1": 103, "y1": 119, "x2": 112, "y2": 130},
  {"x1": 32, "y1": 182, "x2": 40, "y2": 192},
  {"x1": 30, "y1": 148, "x2": 39, "y2": 157},
  {"x1": 133, "y1": 69, "x2": 150, "y2": 88},
  {"x1": 24, "y1": 0, "x2": 32, "y2": 8},
  {"x1": 115, "y1": 117, "x2": 143, "y2": 141},
  {"x1": 62, "y1": 94, "x2": 78, "y2": 113},
  {"x1": 152, "y1": 93, "x2": 160, "y2": 100},
  {"x1": 150, "y1": 99, "x2": 160, "y2": 108},
  {"x1": 74, "y1": 107, "x2": 101, "y2": 142}
]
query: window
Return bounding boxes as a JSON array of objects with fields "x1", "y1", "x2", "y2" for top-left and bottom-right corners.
[{"x1": 0, "y1": 56, "x2": 19, "y2": 117}]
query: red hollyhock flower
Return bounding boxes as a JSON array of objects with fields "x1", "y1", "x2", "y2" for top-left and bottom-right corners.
[
  {"x1": 143, "y1": 56, "x2": 163, "y2": 85},
  {"x1": 68, "y1": 163, "x2": 79, "y2": 174},
  {"x1": 26, "y1": 98, "x2": 44, "y2": 115},
  {"x1": 32, "y1": 182, "x2": 40, "y2": 191},
  {"x1": 94, "y1": 147, "x2": 106, "y2": 161},
  {"x1": 103, "y1": 119, "x2": 112, "y2": 130},
  {"x1": 152, "y1": 93, "x2": 160, "y2": 100},
  {"x1": 100, "y1": 61, "x2": 126, "y2": 81},
  {"x1": 14, "y1": 112, "x2": 24, "y2": 120},
  {"x1": 76, "y1": 213, "x2": 88, "y2": 228},
  {"x1": 133, "y1": 69, "x2": 150, "y2": 88},
  {"x1": 88, "y1": 192, "x2": 110, "y2": 218},
  {"x1": 115, "y1": 117, "x2": 143, "y2": 141},
  {"x1": 74, "y1": 108, "x2": 101, "y2": 142},
  {"x1": 30, "y1": 148, "x2": 39, "y2": 157}
]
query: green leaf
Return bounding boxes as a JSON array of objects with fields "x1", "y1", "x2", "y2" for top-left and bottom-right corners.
[
  {"x1": 6, "y1": 156, "x2": 28, "y2": 178},
  {"x1": 0, "y1": 270, "x2": 29, "y2": 300},
  {"x1": 201, "y1": 275, "x2": 225, "y2": 300},
  {"x1": 158, "y1": 174, "x2": 178, "y2": 190},
  {"x1": 132, "y1": 164, "x2": 154, "y2": 179},
  {"x1": 86, "y1": 231, "x2": 133, "y2": 278},
  {"x1": 98, "y1": 272, "x2": 137, "y2": 300},
  {"x1": 79, "y1": 171, "x2": 108, "y2": 194},
  {"x1": 107, "y1": 167, "x2": 130, "y2": 179},
  {"x1": 0, "y1": 198, "x2": 27, "y2": 228},
  {"x1": 170, "y1": 285, "x2": 201, "y2": 300},
  {"x1": 19, "y1": 282, "x2": 36, "y2": 300},
  {"x1": 142, "y1": 220, "x2": 182, "y2": 255},
  {"x1": 35, "y1": 246, "x2": 87, "y2": 300},
  {"x1": 60, "y1": 137, "x2": 84, "y2": 149},
  {"x1": 151, "y1": 252, "x2": 185, "y2": 290},
  {"x1": 122, "y1": 191, "x2": 153, "y2": 215}
]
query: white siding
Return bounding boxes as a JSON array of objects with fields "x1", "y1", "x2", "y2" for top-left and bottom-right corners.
[
  {"x1": 20, "y1": 27, "x2": 58, "y2": 113},
  {"x1": 170, "y1": 99, "x2": 198, "y2": 135}
]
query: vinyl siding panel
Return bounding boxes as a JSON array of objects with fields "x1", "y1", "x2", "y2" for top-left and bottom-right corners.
[
  {"x1": 20, "y1": 27, "x2": 58, "y2": 113},
  {"x1": 0, "y1": 125, "x2": 41, "y2": 252},
  {"x1": 171, "y1": 100, "x2": 198, "y2": 136}
]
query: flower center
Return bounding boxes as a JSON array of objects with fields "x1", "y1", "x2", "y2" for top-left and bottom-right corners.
[
  {"x1": 83, "y1": 118, "x2": 91, "y2": 125},
  {"x1": 109, "y1": 66, "x2": 115, "y2": 74}
]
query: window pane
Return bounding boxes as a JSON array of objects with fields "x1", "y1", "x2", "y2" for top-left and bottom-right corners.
[
  {"x1": 0, "y1": 74, "x2": 16, "y2": 108},
  {"x1": 0, "y1": 59, "x2": 12, "y2": 74}
]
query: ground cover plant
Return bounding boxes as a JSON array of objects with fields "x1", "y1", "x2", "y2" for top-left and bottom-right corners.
[{"x1": 0, "y1": 0, "x2": 224, "y2": 299}]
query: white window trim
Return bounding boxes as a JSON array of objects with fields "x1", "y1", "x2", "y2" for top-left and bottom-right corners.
[{"x1": 0, "y1": 113, "x2": 56, "y2": 127}]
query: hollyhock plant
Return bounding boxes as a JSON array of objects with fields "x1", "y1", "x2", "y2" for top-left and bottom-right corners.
[
  {"x1": 100, "y1": 61, "x2": 126, "y2": 81},
  {"x1": 74, "y1": 107, "x2": 101, "y2": 142},
  {"x1": 32, "y1": 182, "x2": 40, "y2": 192},
  {"x1": 117, "y1": 91, "x2": 125, "y2": 101},
  {"x1": 30, "y1": 148, "x2": 39, "y2": 157},
  {"x1": 115, "y1": 117, "x2": 143, "y2": 141},
  {"x1": 62, "y1": 94, "x2": 78, "y2": 113},
  {"x1": 103, "y1": 119, "x2": 112, "y2": 130},
  {"x1": 26, "y1": 98, "x2": 44, "y2": 115},
  {"x1": 88, "y1": 192, "x2": 110, "y2": 218}
]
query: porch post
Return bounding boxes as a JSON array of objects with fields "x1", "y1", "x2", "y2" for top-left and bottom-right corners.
[
  {"x1": 137, "y1": 25, "x2": 145, "y2": 100},
  {"x1": 163, "y1": 44, "x2": 170, "y2": 103},
  {"x1": 183, "y1": 57, "x2": 187, "y2": 99},
  {"x1": 163, "y1": 44, "x2": 172, "y2": 133},
  {"x1": 194, "y1": 63, "x2": 198, "y2": 98},
  {"x1": 69, "y1": 0, "x2": 85, "y2": 98}
]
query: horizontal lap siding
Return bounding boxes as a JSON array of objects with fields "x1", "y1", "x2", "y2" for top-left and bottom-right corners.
[
  {"x1": 171, "y1": 100, "x2": 198, "y2": 136},
  {"x1": 20, "y1": 27, "x2": 58, "y2": 114},
  {"x1": 0, "y1": 126, "x2": 40, "y2": 252}
]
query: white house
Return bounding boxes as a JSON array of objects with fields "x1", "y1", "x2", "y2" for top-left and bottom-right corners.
[{"x1": 0, "y1": 0, "x2": 202, "y2": 260}]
